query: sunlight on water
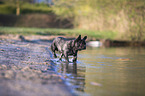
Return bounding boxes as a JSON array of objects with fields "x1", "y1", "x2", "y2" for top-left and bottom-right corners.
[{"x1": 55, "y1": 47, "x2": 145, "y2": 96}]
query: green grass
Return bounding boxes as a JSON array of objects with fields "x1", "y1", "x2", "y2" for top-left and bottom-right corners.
[{"x1": 0, "y1": 27, "x2": 116, "y2": 40}]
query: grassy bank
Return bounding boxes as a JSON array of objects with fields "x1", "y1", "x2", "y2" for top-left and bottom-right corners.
[{"x1": 0, "y1": 27, "x2": 116, "y2": 40}]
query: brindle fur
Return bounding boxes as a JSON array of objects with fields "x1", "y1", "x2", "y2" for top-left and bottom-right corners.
[{"x1": 51, "y1": 35, "x2": 87, "y2": 62}]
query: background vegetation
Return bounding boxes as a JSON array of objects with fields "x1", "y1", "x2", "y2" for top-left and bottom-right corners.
[
  {"x1": 0, "y1": 0, "x2": 52, "y2": 14},
  {"x1": 52, "y1": 0, "x2": 145, "y2": 41},
  {"x1": 0, "y1": 0, "x2": 144, "y2": 41}
]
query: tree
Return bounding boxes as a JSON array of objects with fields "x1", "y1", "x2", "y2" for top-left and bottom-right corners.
[{"x1": 16, "y1": 0, "x2": 20, "y2": 16}]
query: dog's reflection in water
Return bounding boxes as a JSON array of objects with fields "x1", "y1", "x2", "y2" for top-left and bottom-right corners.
[
  {"x1": 60, "y1": 62, "x2": 77, "y2": 76},
  {"x1": 58, "y1": 62, "x2": 86, "y2": 92}
]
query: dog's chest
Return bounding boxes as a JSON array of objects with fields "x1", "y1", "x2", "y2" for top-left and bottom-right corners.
[{"x1": 68, "y1": 49, "x2": 76, "y2": 55}]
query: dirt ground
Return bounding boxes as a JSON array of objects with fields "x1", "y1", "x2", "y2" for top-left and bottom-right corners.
[{"x1": 0, "y1": 35, "x2": 75, "y2": 96}]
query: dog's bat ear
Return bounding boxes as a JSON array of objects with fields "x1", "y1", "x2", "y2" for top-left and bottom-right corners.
[
  {"x1": 78, "y1": 35, "x2": 81, "y2": 38},
  {"x1": 83, "y1": 36, "x2": 87, "y2": 41},
  {"x1": 76, "y1": 35, "x2": 81, "y2": 42},
  {"x1": 72, "y1": 35, "x2": 81, "y2": 47}
]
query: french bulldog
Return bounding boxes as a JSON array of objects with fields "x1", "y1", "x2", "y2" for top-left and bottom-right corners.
[{"x1": 51, "y1": 35, "x2": 87, "y2": 62}]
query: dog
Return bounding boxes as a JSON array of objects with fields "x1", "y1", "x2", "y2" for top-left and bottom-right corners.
[{"x1": 51, "y1": 35, "x2": 87, "y2": 62}]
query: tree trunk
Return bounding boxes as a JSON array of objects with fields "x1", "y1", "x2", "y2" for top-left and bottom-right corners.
[{"x1": 16, "y1": 0, "x2": 20, "y2": 16}]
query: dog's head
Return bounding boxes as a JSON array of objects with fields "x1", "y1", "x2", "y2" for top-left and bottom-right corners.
[{"x1": 72, "y1": 35, "x2": 87, "y2": 50}]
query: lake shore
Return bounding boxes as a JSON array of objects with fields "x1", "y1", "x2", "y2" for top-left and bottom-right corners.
[{"x1": 0, "y1": 35, "x2": 75, "y2": 96}]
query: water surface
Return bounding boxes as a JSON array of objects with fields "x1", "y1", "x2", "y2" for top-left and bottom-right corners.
[{"x1": 55, "y1": 47, "x2": 145, "y2": 96}]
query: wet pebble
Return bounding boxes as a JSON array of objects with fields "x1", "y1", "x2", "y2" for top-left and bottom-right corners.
[
  {"x1": 0, "y1": 70, "x2": 16, "y2": 79},
  {"x1": 21, "y1": 66, "x2": 31, "y2": 71}
]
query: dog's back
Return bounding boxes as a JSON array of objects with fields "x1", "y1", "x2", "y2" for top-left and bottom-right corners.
[
  {"x1": 51, "y1": 37, "x2": 70, "y2": 52},
  {"x1": 54, "y1": 37, "x2": 68, "y2": 43}
]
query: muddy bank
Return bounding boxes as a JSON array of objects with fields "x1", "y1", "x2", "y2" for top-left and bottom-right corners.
[
  {"x1": 87, "y1": 39, "x2": 145, "y2": 47},
  {"x1": 0, "y1": 35, "x2": 75, "y2": 96},
  {"x1": 101, "y1": 39, "x2": 145, "y2": 47}
]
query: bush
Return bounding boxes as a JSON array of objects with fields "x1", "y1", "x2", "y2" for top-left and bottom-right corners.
[
  {"x1": 0, "y1": 1, "x2": 52, "y2": 14},
  {"x1": 52, "y1": 0, "x2": 145, "y2": 41}
]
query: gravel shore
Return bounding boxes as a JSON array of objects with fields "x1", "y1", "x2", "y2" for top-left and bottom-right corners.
[{"x1": 0, "y1": 35, "x2": 75, "y2": 96}]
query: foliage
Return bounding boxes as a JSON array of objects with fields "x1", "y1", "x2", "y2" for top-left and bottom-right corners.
[
  {"x1": 52, "y1": 0, "x2": 145, "y2": 41},
  {"x1": 0, "y1": 0, "x2": 52, "y2": 14}
]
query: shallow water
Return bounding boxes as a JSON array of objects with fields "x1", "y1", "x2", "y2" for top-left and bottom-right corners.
[{"x1": 55, "y1": 47, "x2": 145, "y2": 96}]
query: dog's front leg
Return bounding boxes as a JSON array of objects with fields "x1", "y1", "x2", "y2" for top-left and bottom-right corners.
[
  {"x1": 73, "y1": 55, "x2": 77, "y2": 62},
  {"x1": 73, "y1": 51, "x2": 78, "y2": 62},
  {"x1": 64, "y1": 51, "x2": 69, "y2": 62}
]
